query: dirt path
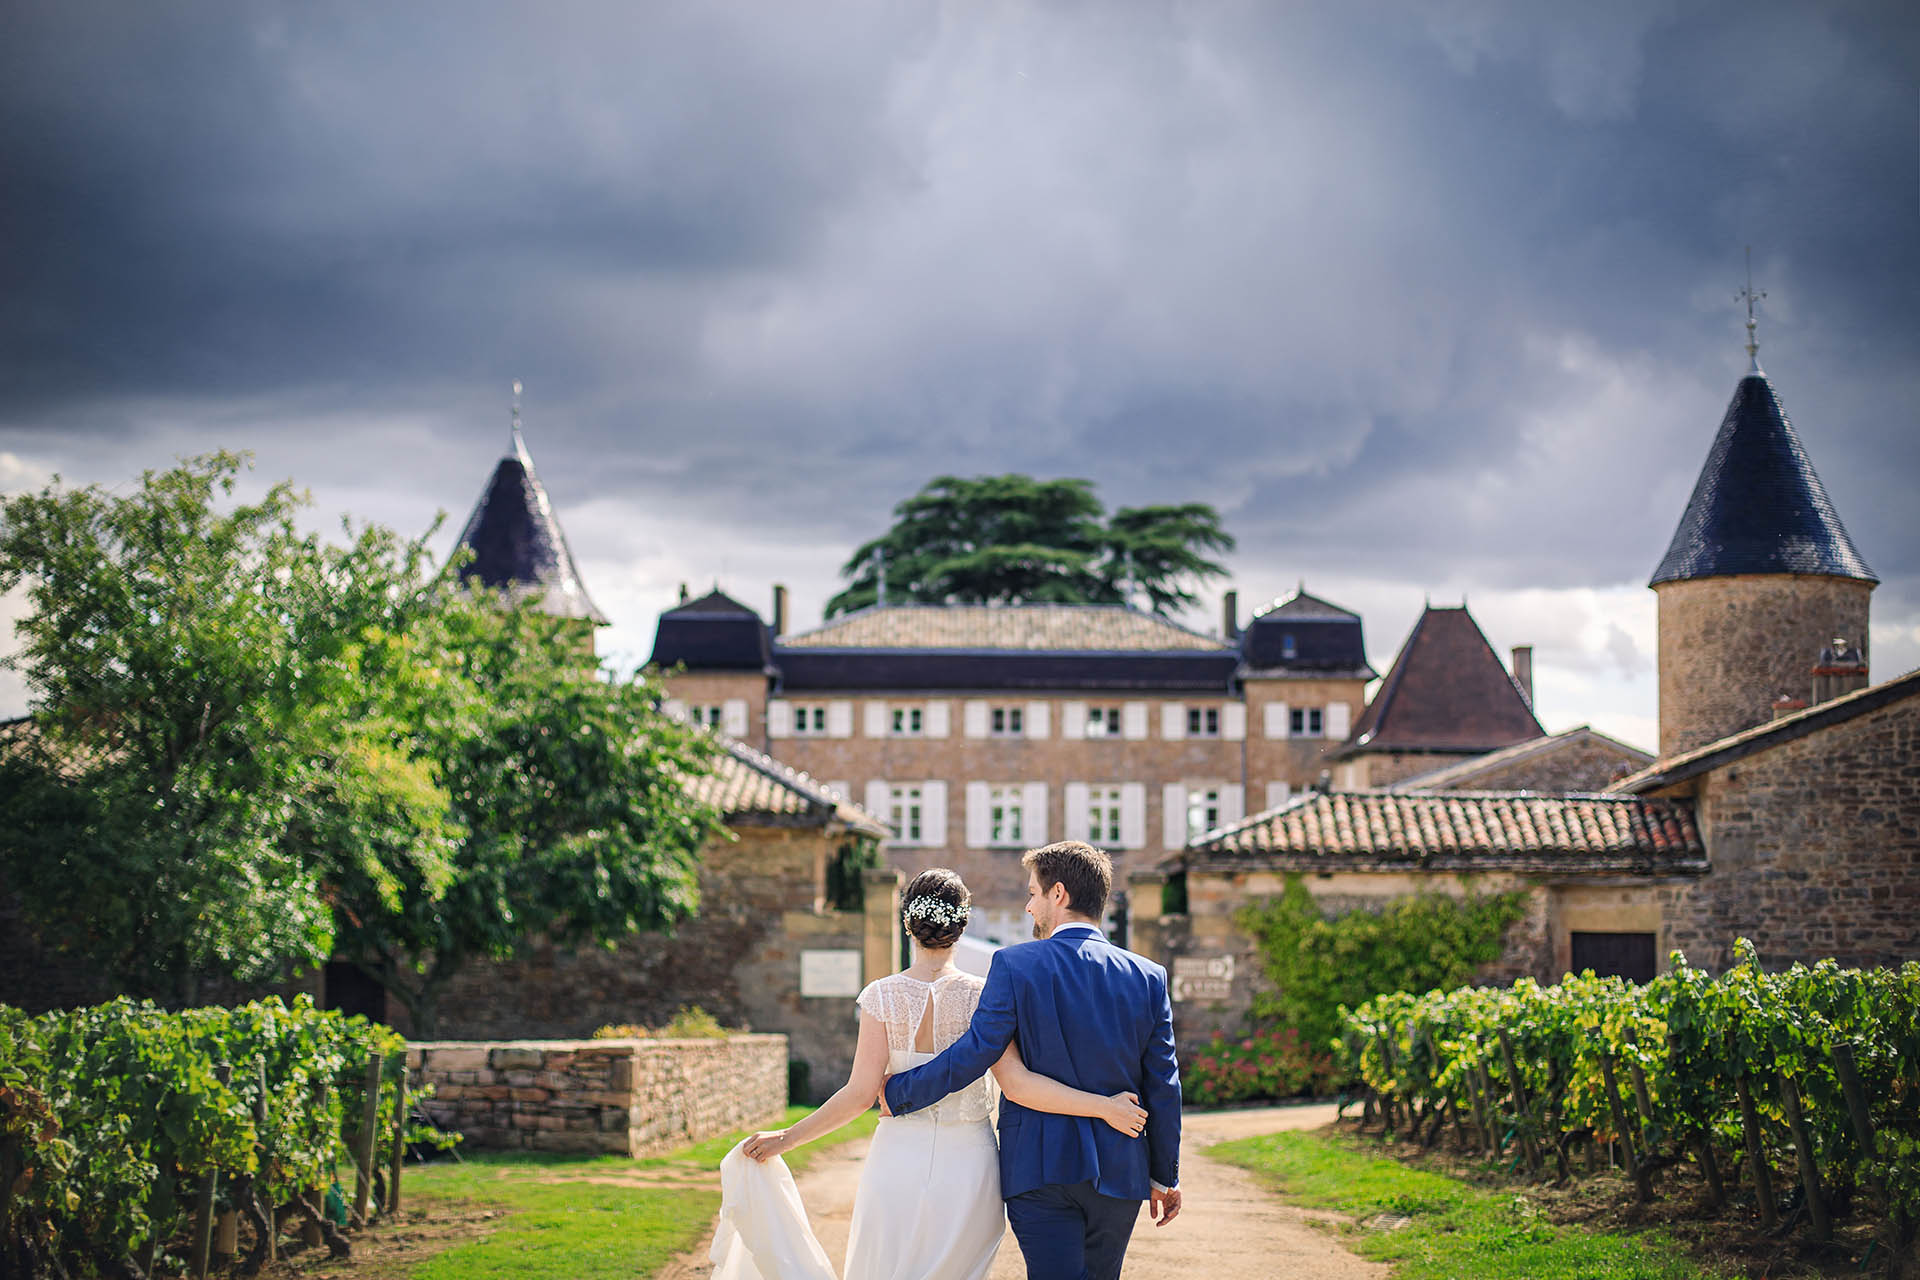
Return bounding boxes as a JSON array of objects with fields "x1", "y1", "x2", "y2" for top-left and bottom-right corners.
[{"x1": 660, "y1": 1103, "x2": 1384, "y2": 1279}]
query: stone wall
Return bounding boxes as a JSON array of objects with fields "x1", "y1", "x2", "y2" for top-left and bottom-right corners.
[
  {"x1": 410, "y1": 1036, "x2": 787, "y2": 1157},
  {"x1": 1655, "y1": 574, "x2": 1872, "y2": 759},
  {"x1": 1657, "y1": 689, "x2": 1920, "y2": 971}
]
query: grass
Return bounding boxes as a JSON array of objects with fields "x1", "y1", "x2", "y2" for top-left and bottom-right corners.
[
  {"x1": 400, "y1": 1104, "x2": 880, "y2": 1279},
  {"x1": 1209, "y1": 1129, "x2": 1738, "y2": 1279}
]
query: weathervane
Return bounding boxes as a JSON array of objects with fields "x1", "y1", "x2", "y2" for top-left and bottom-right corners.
[
  {"x1": 510, "y1": 378, "x2": 525, "y2": 452},
  {"x1": 1737, "y1": 247, "x2": 1766, "y2": 373}
]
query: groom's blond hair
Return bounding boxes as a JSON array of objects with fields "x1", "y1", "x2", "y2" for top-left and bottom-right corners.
[{"x1": 1022, "y1": 842, "x2": 1112, "y2": 918}]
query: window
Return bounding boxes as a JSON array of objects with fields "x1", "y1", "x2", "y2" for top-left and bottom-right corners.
[
  {"x1": 1087, "y1": 786, "x2": 1124, "y2": 845},
  {"x1": 890, "y1": 706, "x2": 924, "y2": 737},
  {"x1": 1186, "y1": 787, "x2": 1221, "y2": 841},
  {"x1": 1186, "y1": 706, "x2": 1221, "y2": 738},
  {"x1": 988, "y1": 785, "x2": 1025, "y2": 846},
  {"x1": 689, "y1": 705, "x2": 723, "y2": 729},
  {"x1": 1290, "y1": 706, "x2": 1324, "y2": 738},
  {"x1": 889, "y1": 785, "x2": 924, "y2": 843},
  {"x1": 791, "y1": 704, "x2": 828, "y2": 736},
  {"x1": 1085, "y1": 705, "x2": 1122, "y2": 738},
  {"x1": 990, "y1": 705, "x2": 1025, "y2": 737},
  {"x1": 1281, "y1": 632, "x2": 1297, "y2": 660}
]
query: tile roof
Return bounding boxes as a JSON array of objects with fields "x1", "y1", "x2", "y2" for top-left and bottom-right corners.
[
  {"x1": 454, "y1": 436, "x2": 608, "y2": 623},
  {"x1": 1650, "y1": 372, "x2": 1876, "y2": 586},
  {"x1": 1180, "y1": 789, "x2": 1706, "y2": 874},
  {"x1": 1339, "y1": 605, "x2": 1543, "y2": 756},
  {"x1": 685, "y1": 735, "x2": 889, "y2": 838},
  {"x1": 1387, "y1": 725, "x2": 1652, "y2": 792},
  {"x1": 775, "y1": 649, "x2": 1237, "y2": 693},
  {"x1": 779, "y1": 604, "x2": 1232, "y2": 653},
  {"x1": 1609, "y1": 665, "x2": 1920, "y2": 795}
]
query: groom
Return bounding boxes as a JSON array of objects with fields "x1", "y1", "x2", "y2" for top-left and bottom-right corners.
[{"x1": 883, "y1": 841, "x2": 1184, "y2": 1280}]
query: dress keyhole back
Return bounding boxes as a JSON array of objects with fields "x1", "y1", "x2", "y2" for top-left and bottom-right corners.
[{"x1": 911, "y1": 985, "x2": 938, "y2": 1054}]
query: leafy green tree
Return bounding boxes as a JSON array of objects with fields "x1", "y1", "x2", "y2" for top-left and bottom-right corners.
[
  {"x1": 0, "y1": 453, "x2": 458, "y2": 1005},
  {"x1": 325, "y1": 592, "x2": 725, "y2": 1036},
  {"x1": 825, "y1": 474, "x2": 1234, "y2": 616}
]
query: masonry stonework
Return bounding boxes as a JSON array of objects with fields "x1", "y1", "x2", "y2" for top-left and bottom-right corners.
[
  {"x1": 1655, "y1": 574, "x2": 1873, "y2": 759},
  {"x1": 410, "y1": 1036, "x2": 787, "y2": 1157}
]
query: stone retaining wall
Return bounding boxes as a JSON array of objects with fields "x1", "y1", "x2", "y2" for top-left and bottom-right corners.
[{"x1": 410, "y1": 1034, "x2": 787, "y2": 1158}]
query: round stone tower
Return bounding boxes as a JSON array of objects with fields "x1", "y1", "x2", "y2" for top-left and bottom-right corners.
[{"x1": 1650, "y1": 359, "x2": 1876, "y2": 759}]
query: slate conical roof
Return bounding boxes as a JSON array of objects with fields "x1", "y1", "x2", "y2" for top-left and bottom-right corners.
[
  {"x1": 454, "y1": 433, "x2": 608, "y2": 623},
  {"x1": 1650, "y1": 371, "x2": 1876, "y2": 586}
]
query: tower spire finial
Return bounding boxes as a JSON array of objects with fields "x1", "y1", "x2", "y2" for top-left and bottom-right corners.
[
  {"x1": 1737, "y1": 246, "x2": 1766, "y2": 374},
  {"x1": 510, "y1": 379, "x2": 525, "y2": 454}
]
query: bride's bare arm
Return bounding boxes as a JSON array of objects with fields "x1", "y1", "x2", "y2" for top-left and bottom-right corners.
[
  {"x1": 743, "y1": 1011, "x2": 890, "y2": 1161},
  {"x1": 990, "y1": 1040, "x2": 1148, "y2": 1136}
]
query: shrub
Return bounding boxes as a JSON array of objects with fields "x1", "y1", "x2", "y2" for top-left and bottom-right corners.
[
  {"x1": 591, "y1": 1005, "x2": 732, "y2": 1040},
  {"x1": 1181, "y1": 1027, "x2": 1334, "y2": 1106}
]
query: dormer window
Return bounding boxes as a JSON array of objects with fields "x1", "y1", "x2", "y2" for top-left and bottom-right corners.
[{"x1": 1281, "y1": 632, "x2": 1297, "y2": 660}]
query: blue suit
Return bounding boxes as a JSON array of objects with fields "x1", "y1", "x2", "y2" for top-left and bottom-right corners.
[{"x1": 883, "y1": 924, "x2": 1182, "y2": 1280}]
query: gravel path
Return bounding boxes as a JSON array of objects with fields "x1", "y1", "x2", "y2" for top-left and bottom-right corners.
[{"x1": 663, "y1": 1103, "x2": 1385, "y2": 1279}]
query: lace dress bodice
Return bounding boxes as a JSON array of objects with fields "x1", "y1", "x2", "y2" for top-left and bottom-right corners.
[{"x1": 856, "y1": 971, "x2": 997, "y2": 1125}]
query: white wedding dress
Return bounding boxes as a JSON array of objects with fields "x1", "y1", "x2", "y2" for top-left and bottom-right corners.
[{"x1": 712, "y1": 971, "x2": 1005, "y2": 1280}]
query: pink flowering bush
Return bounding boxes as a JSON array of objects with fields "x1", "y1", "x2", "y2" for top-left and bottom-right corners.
[{"x1": 1180, "y1": 1027, "x2": 1334, "y2": 1106}]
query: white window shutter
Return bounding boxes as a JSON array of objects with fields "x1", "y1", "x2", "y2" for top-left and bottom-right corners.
[
  {"x1": 1222, "y1": 703, "x2": 1247, "y2": 741},
  {"x1": 1220, "y1": 784, "x2": 1245, "y2": 826},
  {"x1": 865, "y1": 780, "x2": 891, "y2": 828},
  {"x1": 663, "y1": 698, "x2": 688, "y2": 721},
  {"x1": 925, "y1": 700, "x2": 951, "y2": 739},
  {"x1": 965, "y1": 782, "x2": 991, "y2": 848},
  {"x1": 1326, "y1": 701, "x2": 1352, "y2": 740},
  {"x1": 1025, "y1": 701, "x2": 1050, "y2": 739},
  {"x1": 1161, "y1": 703, "x2": 1187, "y2": 741},
  {"x1": 1266, "y1": 780, "x2": 1293, "y2": 811},
  {"x1": 862, "y1": 701, "x2": 887, "y2": 739},
  {"x1": 921, "y1": 781, "x2": 947, "y2": 848},
  {"x1": 1063, "y1": 782, "x2": 1091, "y2": 842},
  {"x1": 1162, "y1": 783, "x2": 1187, "y2": 849},
  {"x1": 721, "y1": 699, "x2": 749, "y2": 737},
  {"x1": 1123, "y1": 702, "x2": 1150, "y2": 740},
  {"x1": 1061, "y1": 701, "x2": 1087, "y2": 740},
  {"x1": 1021, "y1": 782, "x2": 1048, "y2": 846},
  {"x1": 963, "y1": 700, "x2": 990, "y2": 739},
  {"x1": 766, "y1": 700, "x2": 792, "y2": 738},
  {"x1": 1265, "y1": 701, "x2": 1291, "y2": 739},
  {"x1": 1120, "y1": 783, "x2": 1147, "y2": 849}
]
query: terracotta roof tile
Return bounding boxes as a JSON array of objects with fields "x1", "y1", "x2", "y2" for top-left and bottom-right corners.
[
  {"x1": 780, "y1": 604, "x2": 1231, "y2": 652},
  {"x1": 685, "y1": 734, "x2": 889, "y2": 838},
  {"x1": 1182, "y1": 789, "x2": 1705, "y2": 875},
  {"x1": 1387, "y1": 726, "x2": 1653, "y2": 792},
  {"x1": 1340, "y1": 605, "x2": 1543, "y2": 756}
]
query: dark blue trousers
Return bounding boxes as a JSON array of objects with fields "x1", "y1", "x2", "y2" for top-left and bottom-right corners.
[{"x1": 1005, "y1": 1181, "x2": 1140, "y2": 1280}]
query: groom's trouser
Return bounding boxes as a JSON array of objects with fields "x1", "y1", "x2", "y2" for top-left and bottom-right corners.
[{"x1": 1006, "y1": 1182, "x2": 1139, "y2": 1280}]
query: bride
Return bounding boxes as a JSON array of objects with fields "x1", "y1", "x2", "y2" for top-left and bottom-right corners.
[{"x1": 724, "y1": 867, "x2": 1147, "y2": 1280}]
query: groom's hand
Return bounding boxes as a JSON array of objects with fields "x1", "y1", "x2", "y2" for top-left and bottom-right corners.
[
  {"x1": 877, "y1": 1073, "x2": 893, "y2": 1116},
  {"x1": 1149, "y1": 1186, "x2": 1182, "y2": 1227}
]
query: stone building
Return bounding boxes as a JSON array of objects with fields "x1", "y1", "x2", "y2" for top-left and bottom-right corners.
[
  {"x1": 1135, "y1": 342, "x2": 1917, "y2": 1028},
  {"x1": 651, "y1": 586, "x2": 1389, "y2": 938}
]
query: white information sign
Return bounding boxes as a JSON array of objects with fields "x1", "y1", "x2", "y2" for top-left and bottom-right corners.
[
  {"x1": 1171, "y1": 954, "x2": 1235, "y2": 1003},
  {"x1": 800, "y1": 949, "x2": 863, "y2": 998}
]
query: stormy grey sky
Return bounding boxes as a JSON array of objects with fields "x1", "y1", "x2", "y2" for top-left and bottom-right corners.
[{"x1": 3, "y1": 0, "x2": 1916, "y2": 751}]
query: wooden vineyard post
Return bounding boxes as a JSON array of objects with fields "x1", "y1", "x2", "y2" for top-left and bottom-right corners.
[
  {"x1": 387, "y1": 1051, "x2": 409, "y2": 1214},
  {"x1": 1733, "y1": 1071, "x2": 1778, "y2": 1230},
  {"x1": 1496, "y1": 1031, "x2": 1543, "y2": 1177},
  {"x1": 253, "y1": 1056, "x2": 278, "y2": 1264},
  {"x1": 1599, "y1": 1054, "x2": 1652, "y2": 1203},
  {"x1": 1829, "y1": 1042, "x2": 1878, "y2": 1160},
  {"x1": 191, "y1": 1062, "x2": 233, "y2": 1278},
  {"x1": 353, "y1": 1053, "x2": 383, "y2": 1226},
  {"x1": 1777, "y1": 1072, "x2": 1831, "y2": 1242}
]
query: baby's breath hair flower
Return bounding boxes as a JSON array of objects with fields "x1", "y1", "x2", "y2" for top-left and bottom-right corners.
[{"x1": 903, "y1": 896, "x2": 969, "y2": 928}]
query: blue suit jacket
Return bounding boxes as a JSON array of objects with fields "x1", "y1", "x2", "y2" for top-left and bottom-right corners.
[{"x1": 882, "y1": 926, "x2": 1181, "y2": 1201}]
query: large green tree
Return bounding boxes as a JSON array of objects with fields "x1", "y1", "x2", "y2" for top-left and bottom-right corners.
[{"x1": 825, "y1": 474, "x2": 1234, "y2": 617}]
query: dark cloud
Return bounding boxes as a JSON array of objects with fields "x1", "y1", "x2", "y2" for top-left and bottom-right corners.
[{"x1": 1, "y1": 0, "x2": 1914, "y2": 732}]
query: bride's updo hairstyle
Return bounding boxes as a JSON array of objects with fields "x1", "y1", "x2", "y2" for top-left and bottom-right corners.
[{"x1": 901, "y1": 867, "x2": 971, "y2": 950}]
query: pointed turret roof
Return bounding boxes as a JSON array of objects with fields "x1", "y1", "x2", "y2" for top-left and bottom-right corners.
[
  {"x1": 454, "y1": 433, "x2": 608, "y2": 623},
  {"x1": 1338, "y1": 604, "x2": 1543, "y2": 757},
  {"x1": 1650, "y1": 371, "x2": 1875, "y2": 586}
]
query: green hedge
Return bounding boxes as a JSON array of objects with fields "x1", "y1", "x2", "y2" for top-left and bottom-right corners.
[{"x1": 1, "y1": 996, "x2": 414, "y2": 1278}]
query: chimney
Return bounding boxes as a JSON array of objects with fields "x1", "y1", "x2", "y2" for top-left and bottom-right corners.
[
  {"x1": 1510, "y1": 645, "x2": 1534, "y2": 709},
  {"x1": 678, "y1": 582, "x2": 689, "y2": 603},
  {"x1": 1222, "y1": 589, "x2": 1239, "y2": 641},
  {"x1": 772, "y1": 583, "x2": 788, "y2": 637},
  {"x1": 1811, "y1": 637, "x2": 1869, "y2": 706}
]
